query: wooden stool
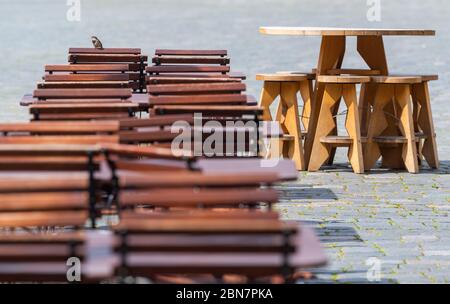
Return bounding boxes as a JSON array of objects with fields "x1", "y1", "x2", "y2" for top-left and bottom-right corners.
[
  {"x1": 364, "y1": 76, "x2": 427, "y2": 173},
  {"x1": 257, "y1": 73, "x2": 314, "y2": 170},
  {"x1": 308, "y1": 75, "x2": 371, "y2": 174}
]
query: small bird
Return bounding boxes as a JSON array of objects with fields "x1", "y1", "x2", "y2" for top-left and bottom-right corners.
[{"x1": 91, "y1": 36, "x2": 103, "y2": 49}]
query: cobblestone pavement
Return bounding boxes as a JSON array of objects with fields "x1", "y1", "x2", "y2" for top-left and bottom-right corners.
[{"x1": 277, "y1": 161, "x2": 450, "y2": 284}]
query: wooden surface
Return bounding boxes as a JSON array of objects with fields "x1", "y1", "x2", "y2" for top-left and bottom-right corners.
[
  {"x1": 256, "y1": 73, "x2": 313, "y2": 82},
  {"x1": 259, "y1": 27, "x2": 435, "y2": 36}
]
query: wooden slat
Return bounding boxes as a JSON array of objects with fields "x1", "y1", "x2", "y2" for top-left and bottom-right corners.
[
  {"x1": 0, "y1": 211, "x2": 88, "y2": 227},
  {"x1": 0, "y1": 192, "x2": 88, "y2": 211},
  {"x1": 0, "y1": 121, "x2": 119, "y2": 133},
  {"x1": 118, "y1": 171, "x2": 279, "y2": 188},
  {"x1": 69, "y1": 48, "x2": 141, "y2": 54},
  {"x1": 155, "y1": 49, "x2": 227, "y2": 56},
  {"x1": 0, "y1": 144, "x2": 100, "y2": 154},
  {"x1": 0, "y1": 232, "x2": 85, "y2": 244},
  {"x1": 38, "y1": 81, "x2": 130, "y2": 89},
  {"x1": 0, "y1": 173, "x2": 88, "y2": 192},
  {"x1": 152, "y1": 56, "x2": 229, "y2": 65},
  {"x1": 33, "y1": 88, "x2": 132, "y2": 99},
  {"x1": 147, "y1": 83, "x2": 246, "y2": 95},
  {"x1": 44, "y1": 73, "x2": 130, "y2": 82},
  {"x1": 31, "y1": 113, "x2": 133, "y2": 121},
  {"x1": 0, "y1": 135, "x2": 118, "y2": 145},
  {"x1": 69, "y1": 54, "x2": 147, "y2": 63},
  {"x1": 119, "y1": 115, "x2": 194, "y2": 128},
  {"x1": 45, "y1": 64, "x2": 131, "y2": 72},
  {"x1": 121, "y1": 210, "x2": 279, "y2": 221},
  {"x1": 103, "y1": 143, "x2": 191, "y2": 160},
  {"x1": 147, "y1": 65, "x2": 230, "y2": 74},
  {"x1": 119, "y1": 188, "x2": 278, "y2": 208},
  {"x1": 154, "y1": 105, "x2": 263, "y2": 116},
  {"x1": 30, "y1": 103, "x2": 137, "y2": 111},
  {"x1": 117, "y1": 218, "x2": 295, "y2": 234},
  {"x1": 147, "y1": 76, "x2": 240, "y2": 84},
  {"x1": 149, "y1": 94, "x2": 249, "y2": 106}
]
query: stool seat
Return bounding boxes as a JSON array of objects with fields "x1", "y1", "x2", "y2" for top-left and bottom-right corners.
[
  {"x1": 370, "y1": 76, "x2": 422, "y2": 84},
  {"x1": 386, "y1": 74, "x2": 438, "y2": 82},
  {"x1": 276, "y1": 71, "x2": 316, "y2": 79},
  {"x1": 317, "y1": 75, "x2": 371, "y2": 84},
  {"x1": 320, "y1": 136, "x2": 368, "y2": 147},
  {"x1": 256, "y1": 73, "x2": 311, "y2": 82}
]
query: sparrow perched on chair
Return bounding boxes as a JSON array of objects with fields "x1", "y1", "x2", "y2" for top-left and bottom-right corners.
[{"x1": 91, "y1": 36, "x2": 103, "y2": 49}]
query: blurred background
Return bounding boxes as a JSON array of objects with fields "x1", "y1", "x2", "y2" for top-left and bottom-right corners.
[{"x1": 0, "y1": 0, "x2": 448, "y2": 155}]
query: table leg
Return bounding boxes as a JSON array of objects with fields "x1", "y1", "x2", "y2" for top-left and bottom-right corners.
[
  {"x1": 304, "y1": 36, "x2": 346, "y2": 167},
  {"x1": 326, "y1": 49, "x2": 346, "y2": 166}
]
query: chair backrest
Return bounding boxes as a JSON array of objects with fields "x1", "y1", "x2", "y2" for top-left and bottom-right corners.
[
  {"x1": 148, "y1": 49, "x2": 246, "y2": 80},
  {"x1": 113, "y1": 169, "x2": 279, "y2": 210},
  {"x1": 68, "y1": 48, "x2": 148, "y2": 92},
  {"x1": 113, "y1": 210, "x2": 298, "y2": 279},
  {"x1": 0, "y1": 121, "x2": 119, "y2": 171},
  {"x1": 118, "y1": 114, "x2": 260, "y2": 158},
  {"x1": 0, "y1": 173, "x2": 92, "y2": 228},
  {"x1": 45, "y1": 64, "x2": 141, "y2": 91},
  {"x1": 28, "y1": 89, "x2": 137, "y2": 121},
  {"x1": 0, "y1": 231, "x2": 113, "y2": 282}
]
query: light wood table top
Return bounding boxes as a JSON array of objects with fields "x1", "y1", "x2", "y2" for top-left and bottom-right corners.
[{"x1": 259, "y1": 27, "x2": 435, "y2": 36}]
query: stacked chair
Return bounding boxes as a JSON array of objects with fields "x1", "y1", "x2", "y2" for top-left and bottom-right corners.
[
  {"x1": 68, "y1": 48, "x2": 148, "y2": 92},
  {"x1": 0, "y1": 48, "x2": 327, "y2": 283}
]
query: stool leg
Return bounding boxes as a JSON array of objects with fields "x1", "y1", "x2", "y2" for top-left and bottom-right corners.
[
  {"x1": 326, "y1": 99, "x2": 342, "y2": 166},
  {"x1": 364, "y1": 84, "x2": 394, "y2": 170},
  {"x1": 299, "y1": 79, "x2": 314, "y2": 132},
  {"x1": 412, "y1": 83, "x2": 439, "y2": 169},
  {"x1": 259, "y1": 81, "x2": 280, "y2": 121},
  {"x1": 380, "y1": 100, "x2": 405, "y2": 170},
  {"x1": 308, "y1": 84, "x2": 342, "y2": 171},
  {"x1": 395, "y1": 84, "x2": 419, "y2": 173},
  {"x1": 281, "y1": 82, "x2": 305, "y2": 171},
  {"x1": 342, "y1": 84, "x2": 364, "y2": 174},
  {"x1": 412, "y1": 96, "x2": 424, "y2": 165}
]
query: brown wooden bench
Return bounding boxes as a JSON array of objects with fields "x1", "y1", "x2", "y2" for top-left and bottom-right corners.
[
  {"x1": 68, "y1": 48, "x2": 148, "y2": 92},
  {"x1": 112, "y1": 211, "x2": 326, "y2": 282}
]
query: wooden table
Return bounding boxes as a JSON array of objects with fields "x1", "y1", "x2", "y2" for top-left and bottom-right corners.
[{"x1": 259, "y1": 27, "x2": 435, "y2": 168}]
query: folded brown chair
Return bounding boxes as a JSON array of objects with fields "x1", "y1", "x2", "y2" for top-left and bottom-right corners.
[
  {"x1": 111, "y1": 210, "x2": 327, "y2": 282},
  {"x1": 68, "y1": 48, "x2": 148, "y2": 92}
]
